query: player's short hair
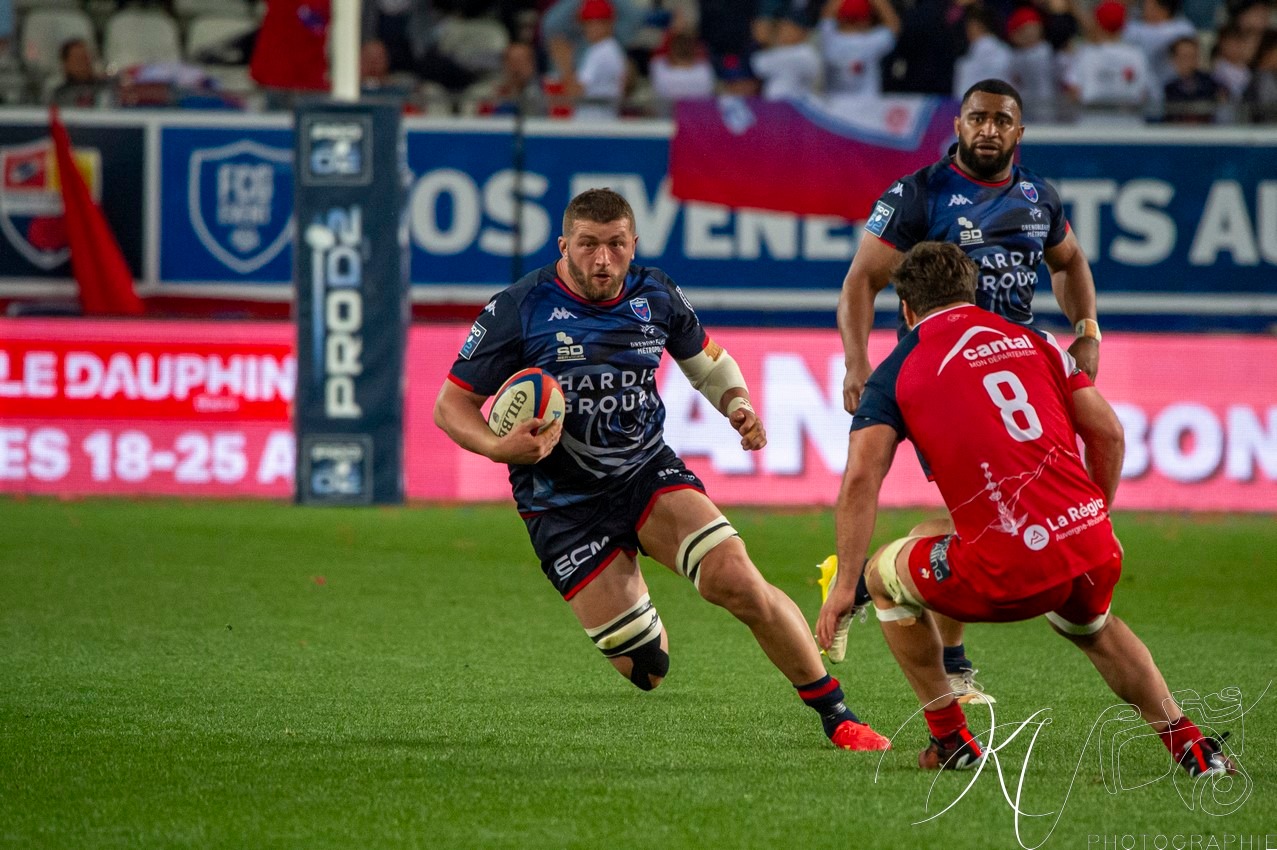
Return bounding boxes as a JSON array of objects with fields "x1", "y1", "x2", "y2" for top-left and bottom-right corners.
[
  {"x1": 894, "y1": 242, "x2": 978, "y2": 317},
  {"x1": 960, "y1": 78, "x2": 1024, "y2": 116},
  {"x1": 562, "y1": 188, "x2": 636, "y2": 234}
]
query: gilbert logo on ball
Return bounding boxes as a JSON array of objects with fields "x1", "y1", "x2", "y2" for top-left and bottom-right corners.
[{"x1": 487, "y1": 368, "x2": 566, "y2": 436}]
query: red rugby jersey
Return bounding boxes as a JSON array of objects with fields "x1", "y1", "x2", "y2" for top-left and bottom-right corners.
[{"x1": 853, "y1": 304, "x2": 1119, "y2": 600}]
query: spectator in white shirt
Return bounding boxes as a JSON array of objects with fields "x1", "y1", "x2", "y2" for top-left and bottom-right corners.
[
  {"x1": 1123, "y1": 0, "x2": 1200, "y2": 87},
  {"x1": 953, "y1": 6, "x2": 1013, "y2": 99},
  {"x1": 568, "y1": 0, "x2": 629, "y2": 121},
  {"x1": 751, "y1": 11, "x2": 823, "y2": 99},
  {"x1": 650, "y1": 30, "x2": 717, "y2": 108},
  {"x1": 1007, "y1": 6, "x2": 1059, "y2": 122},
  {"x1": 1211, "y1": 23, "x2": 1257, "y2": 102},
  {"x1": 1064, "y1": 0, "x2": 1155, "y2": 123},
  {"x1": 818, "y1": 0, "x2": 900, "y2": 96}
]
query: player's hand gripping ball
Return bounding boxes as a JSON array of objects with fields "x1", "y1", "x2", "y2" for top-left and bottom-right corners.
[{"x1": 487, "y1": 368, "x2": 566, "y2": 436}]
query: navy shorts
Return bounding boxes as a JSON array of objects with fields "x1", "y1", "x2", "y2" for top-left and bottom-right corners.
[{"x1": 522, "y1": 446, "x2": 705, "y2": 599}]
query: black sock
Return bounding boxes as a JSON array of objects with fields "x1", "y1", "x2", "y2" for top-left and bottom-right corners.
[
  {"x1": 796, "y1": 674, "x2": 860, "y2": 738},
  {"x1": 943, "y1": 643, "x2": 972, "y2": 674},
  {"x1": 853, "y1": 564, "x2": 872, "y2": 608}
]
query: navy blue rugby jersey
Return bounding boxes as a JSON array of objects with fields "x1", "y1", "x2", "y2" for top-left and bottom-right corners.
[
  {"x1": 863, "y1": 147, "x2": 1069, "y2": 326},
  {"x1": 447, "y1": 262, "x2": 708, "y2": 513}
]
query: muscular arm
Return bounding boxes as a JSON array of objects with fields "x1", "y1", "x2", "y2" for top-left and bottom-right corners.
[
  {"x1": 1045, "y1": 229, "x2": 1100, "y2": 380},
  {"x1": 817, "y1": 424, "x2": 898, "y2": 648},
  {"x1": 837, "y1": 234, "x2": 901, "y2": 412},
  {"x1": 676, "y1": 343, "x2": 767, "y2": 451},
  {"x1": 1071, "y1": 385, "x2": 1124, "y2": 507},
  {"x1": 433, "y1": 379, "x2": 561, "y2": 465}
]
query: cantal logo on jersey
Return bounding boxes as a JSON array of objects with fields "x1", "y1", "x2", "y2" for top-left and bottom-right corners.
[
  {"x1": 947, "y1": 194, "x2": 972, "y2": 207},
  {"x1": 957, "y1": 216, "x2": 983, "y2": 246},
  {"x1": 547, "y1": 307, "x2": 576, "y2": 321},
  {"x1": 865, "y1": 201, "x2": 895, "y2": 237},
  {"x1": 629, "y1": 297, "x2": 651, "y2": 322},
  {"x1": 937, "y1": 326, "x2": 1032, "y2": 373},
  {"x1": 1020, "y1": 181, "x2": 1039, "y2": 203},
  {"x1": 555, "y1": 331, "x2": 585, "y2": 362}
]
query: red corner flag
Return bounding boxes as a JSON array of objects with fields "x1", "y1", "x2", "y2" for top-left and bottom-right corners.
[{"x1": 48, "y1": 106, "x2": 144, "y2": 316}]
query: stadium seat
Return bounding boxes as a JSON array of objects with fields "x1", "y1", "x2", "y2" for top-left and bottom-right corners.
[
  {"x1": 15, "y1": 0, "x2": 80, "y2": 10},
  {"x1": 103, "y1": 7, "x2": 181, "y2": 71},
  {"x1": 20, "y1": 8, "x2": 95, "y2": 76},
  {"x1": 185, "y1": 14, "x2": 256, "y2": 63},
  {"x1": 434, "y1": 16, "x2": 508, "y2": 75},
  {"x1": 174, "y1": 0, "x2": 251, "y2": 20}
]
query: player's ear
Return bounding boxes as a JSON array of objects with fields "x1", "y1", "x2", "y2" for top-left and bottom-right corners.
[{"x1": 557, "y1": 235, "x2": 567, "y2": 255}]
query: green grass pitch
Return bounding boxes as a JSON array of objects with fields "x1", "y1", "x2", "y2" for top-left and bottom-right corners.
[{"x1": 1, "y1": 498, "x2": 1273, "y2": 849}]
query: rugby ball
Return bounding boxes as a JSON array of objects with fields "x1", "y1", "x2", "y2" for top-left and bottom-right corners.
[{"x1": 487, "y1": 368, "x2": 566, "y2": 436}]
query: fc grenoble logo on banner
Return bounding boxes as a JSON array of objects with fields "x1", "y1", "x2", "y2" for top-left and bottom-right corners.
[
  {"x1": 0, "y1": 137, "x2": 101, "y2": 270},
  {"x1": 188, "y1": 139, "x2": 293, "y2": 275}
]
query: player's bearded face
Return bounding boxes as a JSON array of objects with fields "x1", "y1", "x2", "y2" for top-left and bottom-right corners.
[
  {"x1": 955, "y1": 93, "x2": 1024, "y2": 181},
  {"x1": 559, "y1": 219, "x2": 637, "y2": 301}
]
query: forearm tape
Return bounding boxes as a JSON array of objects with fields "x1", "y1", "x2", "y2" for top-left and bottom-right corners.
[{"x1": 676, "y1": 342, "x2": 747, "y2": 414}]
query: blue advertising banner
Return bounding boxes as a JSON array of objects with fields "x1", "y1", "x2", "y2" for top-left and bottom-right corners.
[
  {"x1": 159, "y1": 126, "x2": 293, "y2": 283},
  {"x1": 149, "y1": 118, "x2": 1277, "y2": 326},
  {"x1": 1028, "y1": 140, "x2": 1276, "y2": 295},
  {"x1": 0, "y1": 122, "x2": 144, "y2": 280}
]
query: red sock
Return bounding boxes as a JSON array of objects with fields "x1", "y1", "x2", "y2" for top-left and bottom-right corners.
[
  {"x1": 924, "y1": 700, "x2": 968, "y2": 739},
  {"x1": 1158, "y1": 715, "x2": 1203, "y2": 757}
]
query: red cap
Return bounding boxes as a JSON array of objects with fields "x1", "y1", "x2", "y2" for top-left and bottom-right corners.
[
  {"x1": 838, "y1": 0, "x2": 873, "y2": 21},
  {"x1": 1095, "y1": 0, "x2": 1127, "y2": 33},
  {"x1": 579, "y1": 0, "x2": 615, "y2": 21},
  {"x1": 1007, "y1": 6, "x2": 1043, "y2": 33}
]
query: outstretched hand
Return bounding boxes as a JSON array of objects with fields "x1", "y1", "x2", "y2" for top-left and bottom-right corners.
[
  {"x1": 491, "y1": 417, "x2": 562, "y2": 465},
  {"x1": 730, "y1": 406, "x2": 767, "y2": 451}
]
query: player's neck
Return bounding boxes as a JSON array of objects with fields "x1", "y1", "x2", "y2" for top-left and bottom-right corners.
[{"x1": 910, "y1": 301, "x2": 972, "y2": 328}]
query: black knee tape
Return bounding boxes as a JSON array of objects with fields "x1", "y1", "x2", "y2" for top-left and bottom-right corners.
[{"x1": 625, "y1": 640, "x2": 670, "y2": 691}]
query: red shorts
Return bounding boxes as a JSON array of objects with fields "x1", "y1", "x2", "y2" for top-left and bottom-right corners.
[{"x1": 906, "y1": 535, "x2": 1121, "y2": 627}]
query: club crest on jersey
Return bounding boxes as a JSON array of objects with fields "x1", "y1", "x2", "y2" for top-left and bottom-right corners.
[
  {"x1": 1020, "y1": 181, "x2": 1039, "y2": 203},
  {"x1": 865, "y1": 201, "x2": 895, "y2": 237},
  {"x1": 629, "y1": 297, "x2": 651, "y2": 322}
]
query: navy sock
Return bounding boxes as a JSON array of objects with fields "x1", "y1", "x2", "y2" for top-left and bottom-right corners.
[
  {"x1": 943, "y1": 643, "x2": 972, "y2": 674},
  {"x1": 796, "y1": 675, "x2": 860, "y2": 738},
  {"x1": 853, "y1": 563, "x2": 872, "y2": 608}
]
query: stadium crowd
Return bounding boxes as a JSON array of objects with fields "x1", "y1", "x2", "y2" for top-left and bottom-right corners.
[{"x1": 2, "y1": 0, "x2": 1276, "y2": 122}]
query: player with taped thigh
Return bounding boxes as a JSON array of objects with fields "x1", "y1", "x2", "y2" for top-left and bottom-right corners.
[
  {"x1": 435, "y1": 187, "x2": 890, "y2": 751},
  {"x1": 816, "y1": 242, "x2": 1236, "y2": 777}
]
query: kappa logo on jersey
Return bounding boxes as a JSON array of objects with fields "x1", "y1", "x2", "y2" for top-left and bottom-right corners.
[
  {"x1": 0, "y1": 138, "x2": 102, "y2": 270},
  {"x1": 947, "y1": 194, "x2": 972, "y2": 207},
  {"x1": 547, "y1": 306, "x2": 576, "y2": 321},
  {"x1": 484, "y1": 301, "x2": 497, "y2": 316},
  {"x1": 1020, "y1": 181, "x2": 1039, "y2": 204},
  {"x1": 889, "y1": 183, "x2": 904, "y2": 196},
  {"x1": 629, "y1": 297, "x2": 651, "y2": 322},
  {"x1": 957, "y1": 216, "x2": 983, "y2": 246},
  {"x1": 459, "y1": 321, "x2": 486, "y2": 360},
  {"x1": 188, "y1": 139, "x2": 293, "y2": 275},
  {"x1": 556, "y1": 331, "x2": 585, "y2": 362},
  {"x1": 864, "y1": 201, "x2": 895, "y2": 237}
]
